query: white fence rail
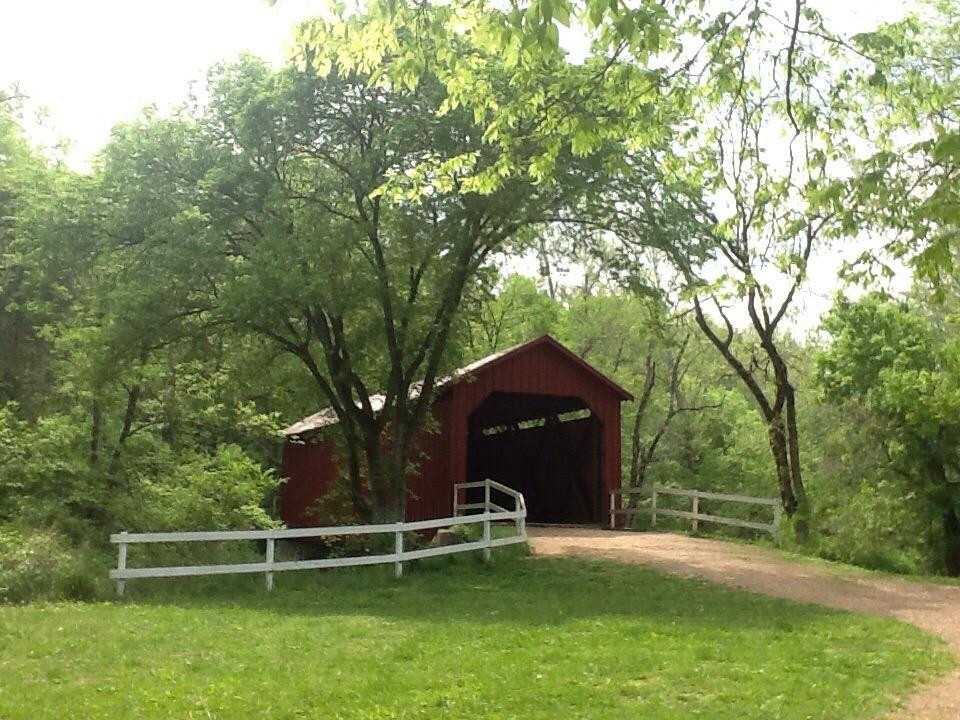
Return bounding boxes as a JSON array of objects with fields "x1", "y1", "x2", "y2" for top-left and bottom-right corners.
[
  {"x1": 610, "y1": 485, "x2": 781, "y2": 543},
  {"x1": 110, "y1": 478, "x2": 526, "y2": 596}
]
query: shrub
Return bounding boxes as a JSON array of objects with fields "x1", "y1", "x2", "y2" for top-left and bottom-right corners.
[
  {"x1": 0, "y1": 527, "x2": 107, "y2": 603},
  {"x1": 124, "y1": 444, "x2": 280, "y2": 533},
  {"x1": 106, "y1": 445, "x2": 281, "y2": 569},
  {"x1": 811, "y1": 479, "x2": 935, "y2": 575}
]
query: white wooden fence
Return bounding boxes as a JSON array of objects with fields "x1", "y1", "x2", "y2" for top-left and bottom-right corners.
[
  {"x1": 610, "y1": 485, "x2": 781, "y2": 543},
  {"x1": 110, "y1": 478, "x2": 527, "y2": 596}
]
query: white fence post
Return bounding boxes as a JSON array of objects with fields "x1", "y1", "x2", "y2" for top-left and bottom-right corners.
[
  {"x1": 773, "y1": 504, "x2": 782, "y2": 546},
  {"x1": 395, "y1": 524, "x2": 404, "y2": 578},
  {"x1": 116, "y1": 531, "x2": 128, "y2": 597},
  {"x1": 265, "y1": 538, "x2": 275, "y2": 591},
  {"x1": 515, "y1": 494, "x2": 523, "y2": 537},
  {"x1": 692, "y1": 495, "x2": 699, "y2": 532},
  {"x1": 651, "y1": 488, "x2": 658, "y2": 529},
  {"x1": 483, "y1": 480, "x2": 492, "y2": 562},
  {"x1": 609, "y1": 492, "x2": 615, "y2": 529},
  {"x1": 452, "y1": 484, "x2": 459, "y2": 517}
]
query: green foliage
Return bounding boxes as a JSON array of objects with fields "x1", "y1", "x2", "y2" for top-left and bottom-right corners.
[
  {"x1": 121, "y1": 445, "x2": 279, "y2": 534},
  {"x1": 0, "y1": 87, "x2": 287, "y2": 594},
  {"x1": 0, "y1": 400, "x2": 278, "y2": 569},
  {"x1": 817, "y1": 294, "x2": 960, "y2": 468},
  {"x1": 813, "y1": 476, "x2": 938, "y2": 574},
  {"x1": 817, "y1": 293, "x2": 960, "y2": 574},
  {"x1": 291, "y1": 0, "x2": 683, "y2": 189},
  {"x1": 0, "y1": 100, "x2": 72, "y2": 419},
  {"x1": 0, "y1": 406, "x2": 92, "y2": 534},
  {"x1": 0, "y1": 528, "x2": 107, "y2": 604},
  {"x1": 796, "y1": 397, "x2": 934, "y2": 573},
  {"x1": 0, "y1": 556, "x2": 950, "y2": 718},
  {"x1": 846, "y1": 1, "x2": 960, "y2": 285},
  {"x1": 462, "y1": 274, "x2": 562, "y2": 356}
]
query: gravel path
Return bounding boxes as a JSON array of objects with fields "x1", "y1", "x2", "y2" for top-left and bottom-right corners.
[{"x1": 527, "y1": 527, "x2": 960, "y2": 719}]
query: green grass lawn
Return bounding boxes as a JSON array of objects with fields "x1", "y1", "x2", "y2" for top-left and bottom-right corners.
[{"x1": 0, "y1": 551, "x2": 952, "y2": 720}]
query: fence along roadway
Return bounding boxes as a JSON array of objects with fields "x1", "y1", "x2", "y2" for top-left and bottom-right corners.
[
  {"x1": 610, "y1": 485, "x2": 781, "y2": 543},
  {"x1": 110, "y1": 478, "x2": 527, "y2": 596}
]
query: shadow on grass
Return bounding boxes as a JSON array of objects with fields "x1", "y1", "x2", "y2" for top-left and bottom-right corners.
[{"x1": 121, "y1": 549, "x2": 855, "y2": 635}]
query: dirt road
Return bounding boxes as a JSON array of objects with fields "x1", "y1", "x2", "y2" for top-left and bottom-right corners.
[{"x1": 527, "y1": 527, "x2": 960, "y2": 719}]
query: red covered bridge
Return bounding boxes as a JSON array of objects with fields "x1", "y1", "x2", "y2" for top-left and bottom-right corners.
[{"x1": 280, "y1": 335, "x2": 632, "y2": 526}]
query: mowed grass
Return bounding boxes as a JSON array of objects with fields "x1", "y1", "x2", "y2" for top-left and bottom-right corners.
[{"x1": 0, "y1": 551, "x2": 952, "y2": 720}]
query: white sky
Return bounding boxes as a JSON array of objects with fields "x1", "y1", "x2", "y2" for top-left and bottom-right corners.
[
  {"x1": 1, "y1": 0, "x2": 918, "y2": 330},
  {"x1": 1, "y1": 0, "x2": 321, "y2": 166}
]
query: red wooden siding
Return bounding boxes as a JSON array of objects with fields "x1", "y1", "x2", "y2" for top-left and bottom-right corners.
[{"x1": 280, "y1": 440, "x2": 339, "y2": 526}]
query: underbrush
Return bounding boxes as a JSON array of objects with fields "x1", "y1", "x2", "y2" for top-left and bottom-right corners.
[{"x1": 0, "y1": 528, "x2": 110, "y2": 603}]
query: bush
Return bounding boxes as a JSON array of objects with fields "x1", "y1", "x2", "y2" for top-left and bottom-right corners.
[
  {"x1": 123, "y1": 444, "x2": 279, "y2": 533},
  {"x1": 2, "y1": 404, "x2": 281, "y2": 600},
  {"x1": 810, "y1": 479, "x2": 936, "y2": 575},
  {"x1": 0, "y1": 406, "x2": 93, "y2": 533},
  {"x1": 0, "y1": 527, "x2": 108, "y2": 603},
  {"x1": 105, "y1": 445, "x2": 281, "y2": 569}
]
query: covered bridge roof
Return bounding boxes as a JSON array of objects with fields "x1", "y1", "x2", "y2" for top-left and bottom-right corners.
[{"x1": 282, "y1": 335, "x2": 632, "y2": 437}]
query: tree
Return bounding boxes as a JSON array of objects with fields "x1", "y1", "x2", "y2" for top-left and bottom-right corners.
[
  {"x1": 95, "y1": 16, "x2": 680, "y2": 522},
  {"x1": 844, "y1": 1, "x2": 960, "y2": 286},
  {"x1": 668, "y1": 3, "x2": 863, "y2": 540},
  {"x1": 283, "y1": 0, "x2": 703, "y2": 190},
  {"x1": 818, "y1": 293, "x2": 960, "y2": 576},
  {"x1": 0, "y1": 94, "x2": 62, "y2": 415},
  {"x1": 462, "y1": 274, "x2": 562, "y2": 357},
  {"x1": 624, "y1": 331, "x2": 725, "y2": 489}
]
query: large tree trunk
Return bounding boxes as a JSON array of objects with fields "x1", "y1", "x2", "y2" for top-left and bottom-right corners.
[
  {"x1": 386, "y1": 422, "x2": 413, "y2": 523},
  {"x1": 357, "y1": 420, "x2": 414, "y2": 523},
  {"x1": 944, "y1": 503, "x2": 960, "y2": 577},
  {"x1": 361, "y1": 429, "x2": 391, "y2": 521},
  {"x1": 345, "y1": 455, "x2": 369, "y2": 522},
  {"x1": 783, "y1": 382, "x2": 810, "y2": 541},
  {"x1": 108, "y1": 383, "x2": 141, "y2": 480},
  {"x1": 333, "y1": 416, "x2": 372, "y2": 522},
  {"x1": 767, "y1": 415, "x2": 797, "y2": 514},
  {"x1": 89, "y1": 398, "x2": 102, "y2": 466}
]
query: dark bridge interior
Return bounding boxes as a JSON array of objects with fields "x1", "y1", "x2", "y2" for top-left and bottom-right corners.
[{"x1": 466, "y1": 392, "x2": 602, "y2": 524}]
